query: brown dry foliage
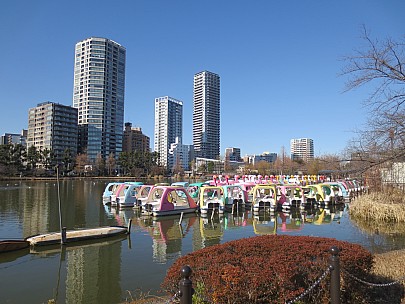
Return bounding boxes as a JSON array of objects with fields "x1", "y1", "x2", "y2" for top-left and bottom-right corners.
[{"x1": 350, "y1": 192, "x2": 405, "y2": 222}]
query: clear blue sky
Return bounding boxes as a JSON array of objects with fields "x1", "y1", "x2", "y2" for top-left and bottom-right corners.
[{"x1": 1, "y1": 1, "x2": 403, "y2": 157}]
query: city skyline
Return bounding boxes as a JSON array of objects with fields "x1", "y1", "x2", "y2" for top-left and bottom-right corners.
[{"x1": 1, "y1": 1, "x2": 403, "y2": 157}]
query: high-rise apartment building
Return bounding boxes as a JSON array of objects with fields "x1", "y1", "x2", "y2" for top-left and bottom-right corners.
[
  {"x1": 27, "y1": 101, "x2": 78, "y2": 164},
  {"x1": 122, "y1": 122, "x2": 150, "y2": 153},
  {"x1": 73, "y1": 37, "x2": 126, "y2": 161},
  {"x1": 290, "y1": 138, "x2": 314, "y2": 162},
  {"x1": 154, "y1": 96, "x2": 183, "y2": 169},
  {"x1": 193, "y1": 70, "x2": 220, "y2": 160}
]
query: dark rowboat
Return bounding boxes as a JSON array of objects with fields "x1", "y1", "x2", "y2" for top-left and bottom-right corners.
[{"x1": 0, "y1": 240, "x2": 30, "y2": 253}]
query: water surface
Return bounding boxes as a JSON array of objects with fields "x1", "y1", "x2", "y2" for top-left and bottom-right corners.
[{"x1": 0, "y1": 180, "x2": 403, "y2": 304}]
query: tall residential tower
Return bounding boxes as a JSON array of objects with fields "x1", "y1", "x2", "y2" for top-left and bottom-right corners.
[
  {"x1": 290, "y1": 138, "x2": 314, "y2": 162},
  {"x1": 73, "y1": 37, "x2": 126, "y2": 161},
  {"x1": 154, "y1": 96, "x2": 183, "y2": 169},
  {"x1": 192, "y1": 71, "x2": 220, "y2": 160}
]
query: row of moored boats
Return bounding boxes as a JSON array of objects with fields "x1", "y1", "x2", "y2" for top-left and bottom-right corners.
[{"x1": 102, "y1": 175, "x2": 365, "y2": 217}]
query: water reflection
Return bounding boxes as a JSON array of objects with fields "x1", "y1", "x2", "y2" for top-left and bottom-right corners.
[
  {"x1": 199, "y1": 215, "x2": 224, "y2": 247},
  {"x1": 136, "y1": 214, "x2": 196, "y2": 263},
  {"x1": 252, "y1": 213, "x2": 277, "y2": 235}
]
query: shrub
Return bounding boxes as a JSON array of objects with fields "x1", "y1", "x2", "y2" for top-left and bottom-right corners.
[{"x1": 162, "y1": 235, "x2": 375, "y2": 303}]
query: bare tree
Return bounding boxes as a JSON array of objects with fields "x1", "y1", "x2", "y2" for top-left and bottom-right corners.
[
  {"x1": 75, "y1": 153, "x2": 89, "y2": 176},
  {"x1": 107, "y1": 153, "x2": 116, "y2": 176},
  {"x1": 342, "y1": 27, "x2": 405, "y2": 177}
]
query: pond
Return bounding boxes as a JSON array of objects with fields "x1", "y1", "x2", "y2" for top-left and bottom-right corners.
[{"x1": 0, "y1": 179, "x2": 404, "y2": 304}]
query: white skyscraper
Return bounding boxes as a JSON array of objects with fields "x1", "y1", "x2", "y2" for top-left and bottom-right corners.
[
  {"x1": 193, "y1": 70, "x2": 220, "y2": 159},
  {"x1": 290, "y1": 138, "x2": 314, "y2": 162},
  {"x1": 73, "y1": 37, "x2": 126, "y2": 161},
  {"x1": 154, "y1": 96, "x2": 183, "y2": 169}
]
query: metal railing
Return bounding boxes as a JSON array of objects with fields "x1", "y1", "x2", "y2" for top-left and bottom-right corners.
[{"x1": 168, "y1": 246, "x2": 405, "y2": 304}]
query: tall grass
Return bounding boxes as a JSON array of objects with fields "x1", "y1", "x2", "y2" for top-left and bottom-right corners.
[{"x1": 349, "y1": 190, "x2": 405, "y2": 222}]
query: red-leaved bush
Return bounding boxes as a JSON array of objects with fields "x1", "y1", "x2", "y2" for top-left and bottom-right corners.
[{"x1": 162, "y1": 235, "x2": 379, "y2": 303}]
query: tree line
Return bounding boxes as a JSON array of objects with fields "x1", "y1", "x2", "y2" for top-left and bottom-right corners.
[{"x1": 0, "y1": 144, "x2": 164, "y2": 177}]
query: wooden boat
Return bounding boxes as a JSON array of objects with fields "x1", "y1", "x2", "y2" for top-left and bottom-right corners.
[
  {"x1": 31, "y1": 167, "x2": 132, "y2": 248},
  {"x1": 0, "y1": 240, "x2": 30, "y2": 253},
  {"x1": 29, "y1": 233, "x2": 129, "y2": 254},
  {"x1": 26, "y1": 220, "x2": 131, "y2": 247}
]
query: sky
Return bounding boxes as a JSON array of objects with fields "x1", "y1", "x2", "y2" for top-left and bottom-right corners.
[{"x1": 1, "y1": 1, "x2": 404, "y2": 157}]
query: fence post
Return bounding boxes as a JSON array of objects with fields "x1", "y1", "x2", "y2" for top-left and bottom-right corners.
[
  {"x1": 179, "y1": 265, "x2": 193, "y2": 304},
  {"x1": 330, "y1": 246, "x2": 341, "y2": 304}
]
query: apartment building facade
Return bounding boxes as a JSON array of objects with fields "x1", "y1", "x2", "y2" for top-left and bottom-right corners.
[
  {"x1": 154, "y1": 96, "x2": 183, "y2": 169},
  {"x1": 27, "y1": 101, "x2": 78, "y2": 164},
  {"x1": 193, "y1": 70, "x2": 220, "y2": 160},
  {"x1": 290, "y1": 138, "x2": 314, "y2": 162},
  {"x1": 73, "y1": 37, "x2": 126, "y2": 161}
]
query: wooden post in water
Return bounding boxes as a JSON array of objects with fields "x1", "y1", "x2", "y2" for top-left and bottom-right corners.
[
  {"x1": 61, "y1": 227, "x2": 67, "y2": 244},
  {"x1": 179, "y1": 212, "x2": 184, "y2": 225},
  {"x1": 56, "y1": 165, "x2": 65, "y2": 245},
  {"x1": 127, "y1": 218, "x2": 132, "y2": 234},
  {"x1": 330, "y1": 246, "x2": 341, "y2": 304}
]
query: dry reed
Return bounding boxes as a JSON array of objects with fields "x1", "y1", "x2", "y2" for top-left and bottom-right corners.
[{"x1": 349, "y1": 191, "x2": 405, "y2": 222}]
